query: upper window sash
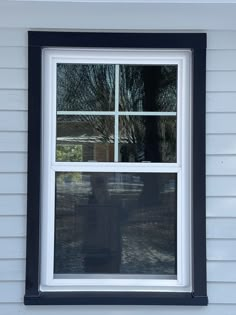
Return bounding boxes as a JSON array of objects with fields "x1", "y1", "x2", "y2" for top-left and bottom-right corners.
[{"x1": 43, "y1": 48, "x2": 191, "y2": 168}]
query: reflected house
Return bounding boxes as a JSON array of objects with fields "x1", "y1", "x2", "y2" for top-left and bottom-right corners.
[
  {"x1": 57, "y1": 116, "x2": 176, "y2": 164},
  {"x1": 56, "y1": 117, "x2": 114, "y2": 162}
]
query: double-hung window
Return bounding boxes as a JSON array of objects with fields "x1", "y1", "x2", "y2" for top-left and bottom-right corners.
[{"x1": 25, "y1": 32, "x2": 207, "y2": 305}]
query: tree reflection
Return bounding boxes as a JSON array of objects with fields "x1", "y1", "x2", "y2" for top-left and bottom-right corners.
[{"x1": 57, "y1": 63, "x2": 177, "y2": 163}]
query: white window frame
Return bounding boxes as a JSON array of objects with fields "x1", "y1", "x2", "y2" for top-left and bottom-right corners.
[{"x1": 40, "y1": 48, "x2": 192, "y2": 293}]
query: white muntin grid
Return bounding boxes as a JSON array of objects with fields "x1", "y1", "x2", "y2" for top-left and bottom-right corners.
[
  {"x1": 56, "y1": 63, "x2": 177, "y2": 163},
  {"x1": 40, "y1": 48, "x2": 192, "y2": 293}
]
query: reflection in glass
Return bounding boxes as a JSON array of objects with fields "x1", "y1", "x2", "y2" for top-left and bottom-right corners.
[
  {"x1": 119, "y1": 116, "x2": 176, "y2": 163},
  {"x1": 56, "y1": 115, "x2": 114, "y2": 162},
  {"x1": 57, "y1": 64, "x2": 115, "y2": 111},
  {"x1": 54, "y1": 172, "x2": 177, "y2": 276},
  {"x1": 119, "y1": 65, "x2": 177, "y2": 112}
]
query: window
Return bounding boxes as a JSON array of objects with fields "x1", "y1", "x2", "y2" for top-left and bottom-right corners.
[{"x1": 25, "y1": 32, "x2": 207, "y2": 305}]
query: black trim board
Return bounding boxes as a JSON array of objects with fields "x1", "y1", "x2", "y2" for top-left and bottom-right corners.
[
  {"x1": 25, "y1": 292, "x2": 208, "y2": 306},
  {"x1": 25, "y1": 31, "x2": 207, "y2": 305}
]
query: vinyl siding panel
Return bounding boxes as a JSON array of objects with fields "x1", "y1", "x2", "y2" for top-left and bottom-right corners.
[
  {"x1": 206, "y1": 134, "x2": 236, "y2": 155},
  {"x1": 208, "y1": 31, "x2": 236, "y2": 49},
  {"x1": 0, "y1": 2, "x2": 236, "y2": 30},
  {"x1": 0, "y1": 260, "x2": 25, "y2": 281},
  {"x1": 0, "y1": 29, "x2": 27, "y2": 47},
  {"x1": 0, "y1": 132, "x2": 27, "y2": 152},
  {"x1": 207, "y1": 50, "x2": 236, "y2": 71},
  {"x1": 0, "y1": 90, "x2": 27, "y2": 110},
  {"x1": 0, "y1": 194, "x2": 26, "y2": 215},
  {"x1": 0, "y1": 216, "x2": 26, "y2": 237},
  {"x1": 207, "y1": 261, "x2": 236, "y2": 282},
  {"x1": 208, "y1": 283, "x2": 236, "y2": 304},
  {"x1": 207, "y1": 176, "x2": 236, "y2": 197},
  {"x1": 207, "y1": 197, "x2": 236, "y2": 217},
  {"x1": 0, "y1": 2, "x2": 236, "y2": 315},
  {"x1": 207, "y1": 71, "x2": 236, "y2": 92},
  {"x1": 0, "y1": 111, "x2": 27, "y2": 131},
  {"x1": 207, "y1": 240, "x2": 236, "y2": 260},
  {"x1": 207, "y1": 218, "x2": 236, "y2": 239},
  {"x1": 206, "y1": 156, "x2": 236, "y2": 175},
  {"x1": 0, "y1": 282, "x2": 23, "y2": 303},
  {"x1": 0, "y1": 173, "x2": 27, "y2": 194},
  {"x1": 0, "y1": 238, "x2": 25, "y2": 259},
  {"x1": 206, "y1": 92, "x2": 236, "y2": 113},
  {"x1": 0, "y1": 69, "x2": 27, "y2": 89},
  {"x1": 0, "y1": 47, "x2": 27, "y2": 68},
  {"x1": 207, "y1": 113, "x2": 236, "y2": 134},
  {"x1": 1, "y1": 304, "x2": 236, "y2": 315},
  {"x1": 0, "y1": 153, "x2": 27, "y2": 173}
]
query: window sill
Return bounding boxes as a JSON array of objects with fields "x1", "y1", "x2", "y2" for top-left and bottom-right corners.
[{"x1": 24, "y1": 291, "x2": 208, "y2": 305}]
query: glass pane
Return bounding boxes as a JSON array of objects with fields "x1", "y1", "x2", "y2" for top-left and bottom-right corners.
[
  {"x1": 119, "y1": 116, "x2": 176, "y2": 163},
  {"x1": 57, "y1": 64, "x2": 115, "y2": 111},
  {"x1": 54, "y1": 172, "x2": 177, "y2": 276},
  {"x1": 119, "y1": 65, "x2": 177, "y2": 112},
  {"x1": 56, "y1": 115, "x2": 114, "y2": 162}
]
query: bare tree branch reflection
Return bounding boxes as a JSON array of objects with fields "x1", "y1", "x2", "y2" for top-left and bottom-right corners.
[{"x1": 57, "y1": 63, "x2": 177, "y2": 162}]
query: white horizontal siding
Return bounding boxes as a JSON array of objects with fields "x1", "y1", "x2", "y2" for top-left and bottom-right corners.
[
  {"x1": 208, "y1": 31, "x2": 236, "y2": 49},
  {"x1": 206, "y1": 156, "x2": 236, "y2": 175},
  {"x1": 0, "y1": 69, "x2": 27, "y2": 89},
  {"x1": 207, "y1": 50, "x2": 236, "y2": 71},
  {"x1": 207, "y1": 176, "x2": 236, "y2": 197},
  {"x1": 0, "y1": 29, "x2": 27, "y2": 47},
  {"x1": 0, "y1": 90, "x2": 27, "y2": 111},
  {"x1": 207, "y1": 218, "x2": 236, "y2": 239},
  {"x1": 206, "y1": 92, "x2": 236, "y2": 113},
  {"x1": 1, "y1": 2, "x2": 236, "y2": 30},
  {"x1": 0, "y1": 153, "x2": 27, "y2": 173},
  {"x1": 0, "y1": 174, "x2": 27, "y2": 194},
  {"x1": 207, "y1": 261, "x2": 236, "y2": 282},
  {"x1": 207, "y1": 113, "x2": 236, "y2": 134},
  {"x1": 0, "y1": 132, "x2": 27, "y2": 152},
  {"x1": 206, "y1": 135, "x2": 236, "y2": 155},
  {"x1": 0, "y1": 195, "x2": 26, "y2": 215},
  {"x1": 1, "y1": 305, "x2": 236, "y2": 315},
  {"x1": 207, "y1": 240, "x2": 236, "y2": 260},
  {"x1": 207, "y1": 197, "x2": 236, "y2": 217},
  {"x1": 208, "y1": 283, "x2": 236, "y2": 304},
  {"x1": 0, "y1": 260, "x2": 25, "y2": 281},
  {"x1": 0, "y1": 282, "x2": 23, "y2": 303},
  {"x1": 0, "y1": 238, "x2": 25, "y2": 259},
  {"x1": 0, "y1": 47, "x2": 27, "y2": 69},
  {"x1": 0, "y1": 216, "x2": 26, "y2": 237},
  {"x1": 0, "y1": 111, "x2": 27, "y2": 131},
  {"x1": 207, "y1": 71, "x2": 236, "y2": 92}
]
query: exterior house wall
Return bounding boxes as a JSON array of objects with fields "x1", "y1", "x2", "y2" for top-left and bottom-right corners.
[{"x1": 0, "y1": 1, "x2": 236, "y2": 314}]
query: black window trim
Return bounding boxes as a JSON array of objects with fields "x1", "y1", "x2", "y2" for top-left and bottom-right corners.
[{"x1": 25, "y1": 31, "x2": 207, "y2": 306}]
